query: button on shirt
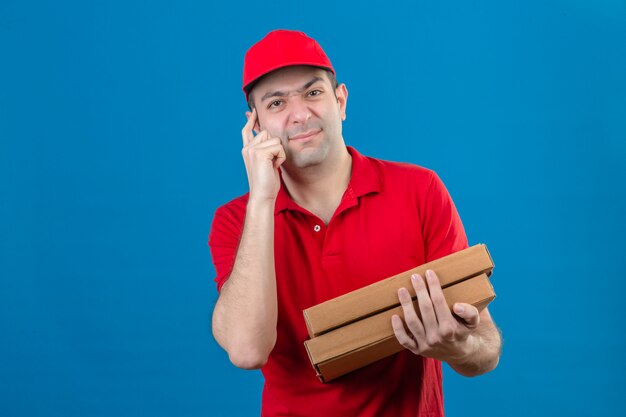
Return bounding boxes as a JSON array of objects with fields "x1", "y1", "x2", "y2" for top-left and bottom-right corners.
[{"x1": 209, "y1": 146, "x2": 468, "y2": 417}]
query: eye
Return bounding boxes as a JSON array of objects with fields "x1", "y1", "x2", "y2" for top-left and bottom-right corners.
[
  {"x1": 307, "y1": 89, "x2": 322, "y2": 97},
  {"x1": 268, "y1": 100, "x2": 283, "y2": 109}
]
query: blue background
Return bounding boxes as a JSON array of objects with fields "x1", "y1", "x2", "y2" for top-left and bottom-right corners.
[{"x1": 1, "y1": 0, "x2": 625, "y2": 416}]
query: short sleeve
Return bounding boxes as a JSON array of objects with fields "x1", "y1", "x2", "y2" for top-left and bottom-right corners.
[
  {"x1": 208, "y1": 202, "x2": 246, "y2": 292},
  {"x1": 421, "y1": 171, "x2": 469, "y2": 262}
]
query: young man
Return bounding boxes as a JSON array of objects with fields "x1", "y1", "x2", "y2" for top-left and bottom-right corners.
[{"x1": 209, "y1": 29, "x2": 501, "y2": 416}]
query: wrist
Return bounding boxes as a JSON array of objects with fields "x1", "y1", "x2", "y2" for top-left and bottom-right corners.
[
  {"x1": 448, "y1": 334, "x2": 480, "y2": 367},
  {"x1": 247, "y1": 196, "x2": 276, "y2": 210}
]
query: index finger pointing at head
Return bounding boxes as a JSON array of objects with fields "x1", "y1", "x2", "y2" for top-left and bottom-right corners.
[{"x1": 242, "y1": 108, "x2": 257, "y2": 145}]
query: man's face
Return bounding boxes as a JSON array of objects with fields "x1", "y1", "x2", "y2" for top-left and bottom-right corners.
[{"x1": 249, "y1": 66, "x2": 348, "y2": 170}]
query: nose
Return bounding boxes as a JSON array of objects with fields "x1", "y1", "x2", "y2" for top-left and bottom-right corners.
[{"x1": 287, "y1": 97, "x2": 312, "y2": 125}]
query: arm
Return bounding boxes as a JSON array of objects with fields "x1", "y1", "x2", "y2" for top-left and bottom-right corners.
[
  {"x1": 211, "y1": 108, "x2": 286, "y2": 370},
  {"x1": 391, "y1": 270, "x2": 502, "y2": 377},
  {"x1": 399, "y1": 171, "x2": 501, "y2": 375},
  {"x1": 212, "y1": 199, "x2": 277, "y2": 369}
]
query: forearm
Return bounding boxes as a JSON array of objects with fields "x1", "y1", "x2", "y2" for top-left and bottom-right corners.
[
  {"x1": 212, "y1": 198, "x2": 278, "y2": 369},
  {"x1": 447, "y1": 316, "x2": 502, "y2": 377}
]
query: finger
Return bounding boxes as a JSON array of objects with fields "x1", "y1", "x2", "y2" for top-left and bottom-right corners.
[
  {"x1": 241, "y1": 108, "x2": 257, "y2": 145},
  {"x1": 391, "y1": 314, "x2": 418, "y2": 353},
  {"x1": 249, "y1": 130, "x2": 269, "y2": 146},
  {"x1": 257, "y1": 129, "x2": 273, "y2": 143},
  {"x1": 248, "y1": 107, "x2": 260, "y2": 135},
  {"x1": 251, "y1": 130, "x2": 279, "y2": 146},
  {"x1": 251, "y1": 135, "x2": 280, "y2": 149},
  {"x1": 249, "y1": 142, "x2": 286, "y2": 168},
  {"x1": 253, "y1": 119, "x2": 260, "y2": 135},
  {"x1": 397, "y1": 287, "x2": 425, "y2": 342},
  {"x1": 411, "y1": 273, "x2": 438, "y2": 335},
  {"x1": 452, "y1": 303, "x2": 480, "y2": 330},
  {"x1": 424, "y1": 269, "x2": 455, "y2": 324},
  {"x1": 254, "y1": 142, "x2": 284, "y2": 159}
]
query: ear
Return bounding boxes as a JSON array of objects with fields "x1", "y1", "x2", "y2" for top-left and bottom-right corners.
[{"x1": 336, "y1": 83, "x2": 348, "y2": 121}]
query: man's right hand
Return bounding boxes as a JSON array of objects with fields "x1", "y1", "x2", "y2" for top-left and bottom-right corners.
[{"x1": 241, "y1": 108, "x2": 287, "y2": 202}]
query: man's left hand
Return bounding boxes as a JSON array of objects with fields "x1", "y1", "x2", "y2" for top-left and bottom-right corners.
[{"x1": 391, "y1": 269, "x2": 480, "y2": 364}]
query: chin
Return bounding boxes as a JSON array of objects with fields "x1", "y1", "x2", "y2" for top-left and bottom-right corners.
[{"x1": 290, "y1": 146, "x2": 329, "y2": 169}]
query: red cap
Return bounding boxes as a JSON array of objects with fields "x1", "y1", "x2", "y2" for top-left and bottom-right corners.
[{"x1": 242, "y1": 30, "x2": 335, "y2": 100}]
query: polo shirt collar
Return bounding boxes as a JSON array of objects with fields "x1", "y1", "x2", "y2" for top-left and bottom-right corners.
[{"x1": 274, "y1": 146, "x2": 381, "y2": 215}]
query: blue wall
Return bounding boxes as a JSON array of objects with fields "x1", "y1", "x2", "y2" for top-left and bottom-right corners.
[{"x1": 1, "y1": 1, "x2": 625, "y2": 416}]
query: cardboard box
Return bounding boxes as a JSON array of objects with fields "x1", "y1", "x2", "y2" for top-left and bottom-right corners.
[
  {"x1": 303, "y1": 244, "x2": 494, "y2": 338},
  {"x1": 304, "y1": 273, "x2": 496, "y2": 382}
]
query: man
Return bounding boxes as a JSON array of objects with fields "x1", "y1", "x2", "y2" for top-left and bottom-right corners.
[{"x1": 209, "y1": 29, "x2": 501, "y2": 416}]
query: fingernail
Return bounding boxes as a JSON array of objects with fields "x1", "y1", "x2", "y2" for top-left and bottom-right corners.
[
  {"x1": 398, "y1": 288, "x2": 409, "y2": 300},
  {"x1": 454, "y1": 304, "x2": 464, "y2": 314},
  {"x1": 411, "y1": 274, "x2": 418, "y2": 282}
]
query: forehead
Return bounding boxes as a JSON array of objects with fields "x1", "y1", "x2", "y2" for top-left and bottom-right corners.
[{"x1": 251, "y1": 66, "x2": 331, "y2": 97}]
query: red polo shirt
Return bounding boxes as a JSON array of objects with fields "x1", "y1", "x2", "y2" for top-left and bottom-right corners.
[{"x1": 209, "y1": 146, "x2": 468, "y2": 417}]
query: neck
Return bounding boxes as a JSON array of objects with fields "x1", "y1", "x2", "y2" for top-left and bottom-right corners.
[{"x1": 280, "y1": 145, "x2": 352, "y2": 219}]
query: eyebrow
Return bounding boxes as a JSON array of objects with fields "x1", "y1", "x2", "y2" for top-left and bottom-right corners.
[{"x1": 260, "y1": 76, "x2": 324, "y2": 102}]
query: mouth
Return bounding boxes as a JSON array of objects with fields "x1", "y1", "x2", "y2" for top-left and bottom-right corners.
[{"x1": 289, "y1": 129, "x2": 321, "y2": 142}]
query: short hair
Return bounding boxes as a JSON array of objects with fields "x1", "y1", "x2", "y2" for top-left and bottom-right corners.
[{"x1": 246, "y1": 68, "x2": 339, "y2": 110}]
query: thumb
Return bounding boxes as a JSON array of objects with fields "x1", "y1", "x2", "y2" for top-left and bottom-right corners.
[{"x1": 453, "y1": 303, "x2": 480, "y2": 329}]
